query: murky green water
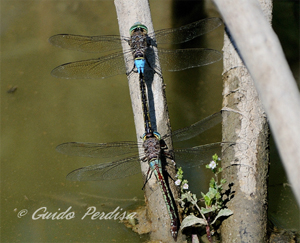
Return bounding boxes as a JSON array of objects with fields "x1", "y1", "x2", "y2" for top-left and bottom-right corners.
[{"x1": 1, "y1": 0, "x2": 298, "y2": 242}]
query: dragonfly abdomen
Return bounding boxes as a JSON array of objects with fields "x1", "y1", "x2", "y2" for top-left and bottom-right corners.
[{"x1": 149, "y1": 158, "x2": 178, "y2": 240}]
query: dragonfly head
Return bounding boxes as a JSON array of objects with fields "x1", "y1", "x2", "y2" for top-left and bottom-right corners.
[{"x1": 130, "y1": 22, "x2": 148, "y2": 35}]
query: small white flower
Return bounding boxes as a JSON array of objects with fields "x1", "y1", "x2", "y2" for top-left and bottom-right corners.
[
  {"x1": 217, "y1": 157, "x2": 221, "y2": 161},
  {"x1": 183, "y1": 183, "x2": 189, "y2": 190},
  {"x1": 209, "y1": 161, "x2": 217, "y2": 169},
  {"x1": 175, "y1": 179, "x2": 181, "y2": 186}
]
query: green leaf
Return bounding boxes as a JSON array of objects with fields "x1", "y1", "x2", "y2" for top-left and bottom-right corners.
[
  {"x1": 176, "y1": 167, "x2": 184, "y2": 180},
  {"x1": 220, "y1": 178, "x2": 226, "y2": 184},
  {"x1": 181, "y1": 191, "x2": 197, "y2": 205},
  {"x1": 200, "y1": 207, "x2": 216, "y2": 214},
  {"x1": 181, "y1": 194, "x2": 187, "y2": 200},
  {"x1": 203, "y1": 194, "x2": 211, "y2": 206},
  {"x1": 211, "y1": 209, "x2": 233, "y2": 225},
  {"x1": 209, "y1": 178, "x2": 216, "y2": 188},
  {"x1": 178, "y1": 198, "x2": 186, "y2": 208},
  {"x1": 192, "y1": 193, "x2": 198, "y2": 202},
  {"x1": 180, "y1": 215, "x2": 207, "y2": 230},
  {"x1": 177, "y1": 167, "x2": 183, "y2": 175},
  {"x1": 216, "y1": 183, "x2": 223, "y2": 190},
  {"x1": 207, "y1": 188, "x2": 217, "y2": 198},
  {"x1": 182, "y1": 179, "x2": 188, "y2": 185},
  {"x1": 212, "y1": 154, "x2": 219, "y2": 161}
]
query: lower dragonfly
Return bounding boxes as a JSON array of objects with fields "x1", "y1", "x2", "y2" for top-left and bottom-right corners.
[
  {"x1": 137, "y1": 70, "x2": 178, "y2": 239},
  {"x1": 49, "y1": 18, "x2": 223, "y2": 79},
  {"x1": 56, "y1": 111, "x2": 225, "y2": 240}
]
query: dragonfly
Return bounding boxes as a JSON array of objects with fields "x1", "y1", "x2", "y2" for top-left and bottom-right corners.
[
  {"x1": 135, "y1": 69, "x2": 179, "y2": 238},
  {"x1": 49, "y1": 18, "x2": 223, "y2": 80},
  {"x1": 56, "y1": 111, "x2": 227, "y2": 240}
]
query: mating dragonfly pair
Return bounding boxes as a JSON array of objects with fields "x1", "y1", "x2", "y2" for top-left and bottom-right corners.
[{"x1": 50, "y1": 18, "x2": 223, "y2": 240}]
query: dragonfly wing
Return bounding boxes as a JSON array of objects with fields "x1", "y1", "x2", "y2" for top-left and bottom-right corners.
[
  {"x1": 51, "y1": 52, "x2": 129, "y2": 79},
  {"x1": 153, "y1": 18, "x2": 222, "y2": 44},
  {"x1": 167, "y1": 111, "x2": 222, "y2": 142},
  {"x1": 157, "y1": 48, "x2": 222, "y2": 72},
  {"x1": 174, "y1": 142, "x2": 222, "y2": 168},
  {"x1": 56, "y1": 141, "x2": 140, "y2": 159},
  {"x1": 49, "y1": 34, "x2": 127, "y2": 53},
  {"x1": 66, "y1": 156, "x2": 142, "y2": 181}
]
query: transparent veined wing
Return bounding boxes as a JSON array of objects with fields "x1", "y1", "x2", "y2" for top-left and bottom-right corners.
[
  {"x1": 49, "y1": 34, "x2": 126, "y2": 53},
  {"x1": 153, "y1": 18, "x2": 223, "y2": 44},
  {"x1": 66, "y1": 155, "x2": 142, "y2": 181},
  {"x1": 56, "y1": 141, "x2": 140, "y2": 159},
  {"x1": 157, "y1": 48, "x2": 222, "y2": 72},
  {"x1": 51, "y1": 51, "x2": 129, "y2": 79}
]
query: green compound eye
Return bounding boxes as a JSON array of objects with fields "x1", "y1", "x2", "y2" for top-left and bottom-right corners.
[
  {"x1": 153, "y1": 131, "x2": 161, "y2": 140},
  {"x1": 129, "y1": 22, "x2": 148, "y2": 35}
]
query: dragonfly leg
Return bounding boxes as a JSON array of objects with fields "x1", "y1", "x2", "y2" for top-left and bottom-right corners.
[
  {"x1": 142, "y1": 167, "x2": 154, "y2": 190},
  {"x1": 163, "y1": 150, "x2": 174, "y2": 160},
  {"x1": 126, "y1": 64, "x2": 137, "y2": 77},
  {"x1": 159, "y1": 139, "x2": 168, "y2": 150},
  {"x1": 164, "y1": 169, "x2": 176, "y2": 182}
]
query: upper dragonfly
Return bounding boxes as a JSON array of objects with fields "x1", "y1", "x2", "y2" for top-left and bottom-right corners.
[{"x1": 49, "y1": 18, "x2": 223, "y2": 79}]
